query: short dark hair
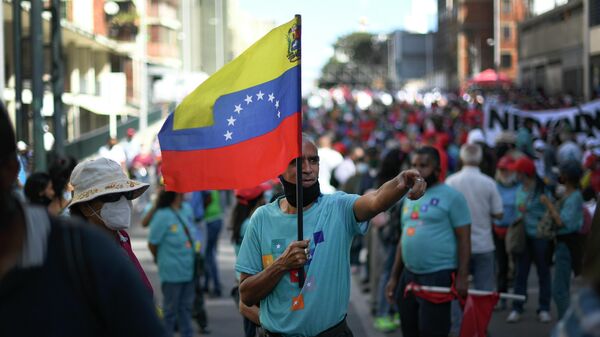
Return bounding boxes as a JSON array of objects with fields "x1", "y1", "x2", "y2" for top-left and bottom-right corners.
[
  {"x1": 413, "y1": 146, "x2": 441, "y2": 170},
  {"x1": 0, "y1": 101, "x2": 16, "y2": 163},
  {"x1": 156, "y1": 190, "x2": 178, "y2": 209},
  {"x1": 24, "y1": 172, "x2": 52, "y2": 204}
]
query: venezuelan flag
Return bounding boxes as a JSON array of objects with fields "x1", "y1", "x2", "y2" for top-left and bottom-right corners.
[{"x1": 158, "y1": 17, "x2": 301, "y2": 192}]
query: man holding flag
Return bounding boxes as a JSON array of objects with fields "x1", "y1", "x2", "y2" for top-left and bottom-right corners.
[
  {"x1": 158, "y1": 15, "x2": 425, "y2": 337},
  {"x1": 236, "y1": 136, "x2": 426, "y2": 336}
]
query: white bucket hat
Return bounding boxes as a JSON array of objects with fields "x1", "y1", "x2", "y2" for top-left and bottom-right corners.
[{"x1": 68, "y1": 157, "x2": 149, "y2": 208}]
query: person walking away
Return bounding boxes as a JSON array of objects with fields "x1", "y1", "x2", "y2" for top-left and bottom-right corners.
[
  {"x1": 148, "y1": 191, "x2": 199, "y2": 337},
  {"x1": 236, "y1": 135, "x2": 426, "y2": 336},
  {"x1": 446, "y1": 144, "x2": 503, "y2": 334},
  {"x1": 0, "y1": 102, "x2": 164, "y2": 336},
  {"x1": 68, "y1": 157, "x2": 153, "y2": 293},
  {"x1": 540, "y1": 160, "x2": 585, "y2": 319},
  {"x1": 494, "y1": 155, "x2": 520, "y2": 310},
  {"x1": 506, "y1": 157, "x2": 553, "y2": 323},
  {"x1": 386, "y1": 146, "x2": 471, "y2": 337}
]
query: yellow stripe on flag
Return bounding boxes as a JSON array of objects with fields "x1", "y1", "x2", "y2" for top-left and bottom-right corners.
[{"x1": 174, "y1": 17, "x2": 300, "y2": 130}]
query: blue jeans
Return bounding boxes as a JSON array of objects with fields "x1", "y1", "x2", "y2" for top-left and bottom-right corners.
[
  {"x1": 451, "y1": 251, "x2": 496, "y2": 334},
  {"x1": 512, "y1": 236, "x2": 551, "y2": 313},
  {"x1": 204, "y1": 219, "x2": 223, "y2": 294},
  {"x1": 376, "y1": 242, "x2": 399, "y2": 317},
  {"x1": 552, "y1": 242, "x2": 572, "y2": 319},
  {"x1": 398, "y1": 269, "x2": 454, "y2": 337},
  {"x1": 162, "y1": 281, "x2": 195, "y2": 337}
]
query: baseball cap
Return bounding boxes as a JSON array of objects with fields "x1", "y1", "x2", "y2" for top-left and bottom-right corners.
[
  {"x1": 497, "y1": 155, "x2": 515, "y2": 170},
  {"x1": 510, "y1": 157, "x2": 536, "y2": 176},
  {"x1": 235, "y1": 183, "x2": 271, "y2": 205}
]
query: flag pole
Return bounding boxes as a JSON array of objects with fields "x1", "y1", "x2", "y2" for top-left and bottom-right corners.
[{"x1": 295, "y1": 14, "x2": 305, "y2": 288}]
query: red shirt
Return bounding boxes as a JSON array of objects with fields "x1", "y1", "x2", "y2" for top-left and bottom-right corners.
[{"x1": 116, "y1": 230, "x2": 154, "y2": 294}]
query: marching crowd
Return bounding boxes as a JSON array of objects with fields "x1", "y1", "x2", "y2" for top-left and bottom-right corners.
[{"x1": 1, "y1": 85, "x2": 600, "y2": 337}]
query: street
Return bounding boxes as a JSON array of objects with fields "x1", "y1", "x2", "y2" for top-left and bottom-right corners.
[{"x1": 130, "y1": 219, "x2": 562, "y2": 337}]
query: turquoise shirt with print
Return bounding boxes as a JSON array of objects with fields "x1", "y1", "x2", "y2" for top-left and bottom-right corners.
[
  {"x1": 148, "y1": 203, "x2": 196, "y2": 283},
  {"x1": 236, "y1": 193, "x2": 367, "y2": 337},
  {"x1": 401, "y1": 184, "x2": 471, "y2": 274},
  {"x1": 515, "y1": 186, "x2": 550, "y2": 237},
  {"x1": 557, "y1": 190, "x2": 583, "y2": 235}
]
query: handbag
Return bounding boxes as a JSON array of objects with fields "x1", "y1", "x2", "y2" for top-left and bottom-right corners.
[
  {"x1": 172, "y1": 209, "x2": 204, "y2": 278},
  {"x1": 506, "y1": 217, "x2": 526, "y2": 254}
]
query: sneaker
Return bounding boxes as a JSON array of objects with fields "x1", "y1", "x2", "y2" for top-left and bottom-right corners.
[
  {"x1": 506, "y1": 310, "x2": 521, "y2": 323},
  {"x1": 538, "y1": 311, "x2": 551, "y2": 323},
  {"x1": 373, "y1": 316, "x2": 397, "y2": 332},
  {"x1": 393, "y1": 312, "x2": 401, "y2": 328}
]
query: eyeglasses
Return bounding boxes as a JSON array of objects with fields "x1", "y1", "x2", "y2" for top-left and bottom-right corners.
[{"x1": 95, "y1": 191, "x2": 136, "y2": 203}]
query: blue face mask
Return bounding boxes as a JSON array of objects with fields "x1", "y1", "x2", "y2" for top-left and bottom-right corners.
[{"x1": 63, "y1": 190, "x2": 72, "y2": 203}]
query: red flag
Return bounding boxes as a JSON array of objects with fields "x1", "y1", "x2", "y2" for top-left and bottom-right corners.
[
  {"x1": 459, "y1": 294, "x2": 500, "y2": 337},
  {"x1": 404, "y1": 282, "x2": 455, "y2": 304}
]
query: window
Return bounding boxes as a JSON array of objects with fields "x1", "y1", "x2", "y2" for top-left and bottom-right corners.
[
  {"x1": 591, "y1": 0, "x2": 600, "y2": 27},
  {"x1": 503, "y1": 0, "x2": 512, "y2": 13},
  {"x1": 501, "y1": 53, "x2": 512, "y2": 68},
  {"x1": 503, "y1": 25, "x2": 511, "y2": 40}
]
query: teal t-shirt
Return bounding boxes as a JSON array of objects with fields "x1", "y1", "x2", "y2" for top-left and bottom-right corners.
[
  {"x1": 515, "y1": 186, "x2": 551, "y2": 237},
  {"x1": 557, "y1": 190, "x2": 583, "y2": 235},
  {"x1": 148, "y1": 203, "x2": 197, "y2": 283},
  {"x1": 235, "y1": 192, "x2": 366, "y2": 337},
  {"x1": 401, "y1": 184, "x2": 471, "y2": 274}
]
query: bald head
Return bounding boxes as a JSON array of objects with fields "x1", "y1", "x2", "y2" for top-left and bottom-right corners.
[{"x1": 460, "y1": 143, "x2": 482, "y2": 166}]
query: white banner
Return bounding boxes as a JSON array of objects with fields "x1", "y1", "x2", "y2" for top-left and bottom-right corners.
[{"x1": 483, "y1": 99, "x2": 600, "y2": 145}]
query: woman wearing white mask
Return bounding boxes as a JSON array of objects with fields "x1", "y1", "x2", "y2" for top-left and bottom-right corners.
[{"x1": 68, "y1": 157, "x2": 153, "y2": 293}]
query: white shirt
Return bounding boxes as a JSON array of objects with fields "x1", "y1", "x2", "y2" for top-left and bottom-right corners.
[
  {"x1": 318, "y1": 147, "x2": 343, "y2": 194},
  {"x1": 334, "y1": 158, "x2": 357, "y2": 186},
  {"x1": 446, "y1": 166, "x2": 503, "y2": 254}
]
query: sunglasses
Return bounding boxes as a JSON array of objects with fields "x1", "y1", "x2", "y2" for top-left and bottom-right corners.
[{"x1": 96, "y1": 191, "x2": 136, "y2": 203}]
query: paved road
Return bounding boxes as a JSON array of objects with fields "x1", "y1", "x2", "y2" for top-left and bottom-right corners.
[{"x1": 131, "y1": 220, "x2": 566, "y2": 337}]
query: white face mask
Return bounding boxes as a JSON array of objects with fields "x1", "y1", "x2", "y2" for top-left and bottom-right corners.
[{"x1": 91, "y1": 196, "x2": 132, "y2": 230}]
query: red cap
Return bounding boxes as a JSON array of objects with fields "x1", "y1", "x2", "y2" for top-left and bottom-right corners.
[
  {"x1": 235, "y1": 184, "x2": 270, "y2": 205},
  {"x1": 497, "y1": 155, "x2": 515, "y2": 170},
  {"x1": 510, "y1": 157, "x2": 536, "y2": 176}
]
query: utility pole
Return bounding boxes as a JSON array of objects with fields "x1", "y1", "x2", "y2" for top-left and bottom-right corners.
[
  {"x1": 31, "y1": 0, "x2": 46, "y2": 171},
  {"x1": 583, "y1": 0, "x2": 590, "y2": 101},
  {"x1": 137, "y1": 0, "x2": 148, "y2": 131},
  {"x1": 13, "y1": 0, "x2": 24, "y2": 142},
  {"x1": 50, "y1": 0, "x2": 64, "y2": 155},
  {"x1": 0, "y1": 1, "x2": 5, "y2": 98}
]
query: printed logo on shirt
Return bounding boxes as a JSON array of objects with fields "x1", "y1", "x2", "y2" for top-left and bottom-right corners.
[
  {"x1": 170, "y1": 224, "x2": 178, "y2": 233},
  {"x1": 303, "y1": 276, "x2": 316, "y2": 292},
  {"x1": 406, "y1": 227, "x2": 416, "y2": 236},
  {"x1": 290, "y1": 270, "x2": 300, "y2": 283},
  {"x1": 411, "y1": 211, "x2": 419, "y2": 220},
  {"x1": 291, "y1": 294, "x2": 305, "y2": 311},
  {"x1": 262, "y1": 255, "x2": 274, "y2": 269},
  {"x1": 313, "y1": 231, "x2": 325, "y2": 245},
  {"x1": 306, "y1": 247, "x2": 315, "y2": 265},
  {"x1": 271, "y1": 239, "x2": 286, "y2": 255},
  {"x1": 420, "y1": 204, "x2": 429, "y2": 212},
  {"x1": 430, "y1": 198, "x2": 439, "y2": 206}
]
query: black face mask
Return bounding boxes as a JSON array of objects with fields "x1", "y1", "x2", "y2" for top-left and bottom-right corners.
[
  {"x1": 424, "y1": 173, "x2": 439, "y2": 187},
  {"x1": 279, "y1": 176, "x2": 321, "y2": 208}
]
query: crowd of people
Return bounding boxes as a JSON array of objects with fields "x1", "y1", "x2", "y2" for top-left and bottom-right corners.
[{"x1": 2, "y1": 82, "x2": 600, "y2": 337}]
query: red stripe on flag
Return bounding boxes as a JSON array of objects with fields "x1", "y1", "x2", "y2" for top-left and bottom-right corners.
[{"x1": 161, "y1": 113, "x2": 300, "y2": 192}]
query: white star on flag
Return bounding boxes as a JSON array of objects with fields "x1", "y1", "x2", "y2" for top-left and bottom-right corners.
[
  {"x1": 268, "y1": 93, "x2": 275, "y2": 102},
  {"x1": 275, "y1": 100, "x2": 280, "y2": 108},
  {"x1": 227, "y1": 116, "x2": 236, "y2": 126},
  {"x1": 256, "y1": 91, "x2": 265, "y2": 100},
  {"x1": 276, "y1": 244, "x2": 281, "y2": 249},
  {"x1": 224, "y1": 130, "x2": 233, "y2": 140},
  {"x1": 277, "y1": 111, "x2": 281, "y2": 118},
  {"x1": 244, "y1": 95, "x2": 253, "y2": 104},
  {"x1": 234, "y1": 104, "x2": 243, "y2": 114},
  {"x1": 293, "y1": 301, "x2": 298, "y2": 305}
]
